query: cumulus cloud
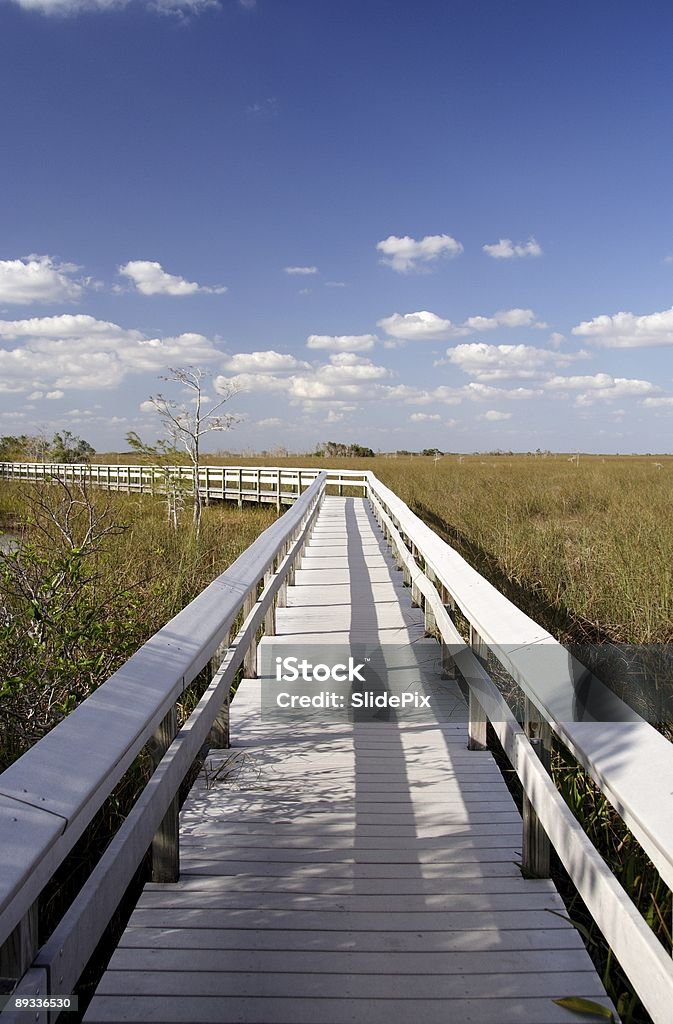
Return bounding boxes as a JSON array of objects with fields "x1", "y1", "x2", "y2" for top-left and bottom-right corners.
[
  {"x1": 544, "y1": 373, "x2": 659, "y2": 405},
  {"x1": 0, "y1": 255, "x2": 84, "y2": 304},
  {"x1": 376, "y1": 234, "x2": 463, "y2": 273},
  {"x1": 463, "y1": 383, "x2": 541, "y2": 401},
  {"x1": 482, "y1": 410, "x2": 512, "y2": 421},
  {"x1": 410, "y1": 413, "x2": 441, "y2": 422},
  {"x1": 214, "y1": 354, "x2": 391, "y2": 409},
  {"x1": 643, "y1": 397, "x2": 673, "y2": 408},
  {"x1": 0, "y1": 313, "x2": 221, "y2": 393},
  {"x1": 119, "y1": 260, "x2": 226, "y2": 296},
  {"x1": 571, "y1": 305, "x2": 673, "y2": 348},
  {"x1": 222, "y1": 351, "x2": 310, "y2": 373},
  {"x1": 306, "y1": 334, "x2": 376, "y2": 352},
  {"x1": 483, "y1": 238, "x2": 542, "y2": 259},
  {"x1": 444, "y1": 342, "x2": 583, "y2": 381},
  {"x1": 284, "y1": 266, "x2": 318, "y2": 275},
  {"x1": 257, "y1": 417, "x2": 282, "y2": 427},
  {"x1": 378, "y1": 311, "x2": 462, "y2": 343},
  {"x1": 462, "y1": 308, "x2": 541, "y2": 331},
  {"x1": 378, "y1": 308, "x2": 545, "y2": 344}
]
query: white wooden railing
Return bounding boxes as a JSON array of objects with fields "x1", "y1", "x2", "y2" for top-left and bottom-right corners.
[
  {"x1": 1, "y1": 465, "x2": 672, "y2": 1021},
  {"x1": 0, "y1": 462, "x2": 368, "y2": 505},
  {"x1": 0, "y1": 472, "x2": 327, "y2": 1022}
]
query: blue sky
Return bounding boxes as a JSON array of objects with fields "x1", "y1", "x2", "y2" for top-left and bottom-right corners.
[{"x1": 1, "y1": 0, "x2": 673, "y2": 454}]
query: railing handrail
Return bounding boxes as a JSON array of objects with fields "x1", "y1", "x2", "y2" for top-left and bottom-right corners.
[{"x1": 0, "y1": 472, "x2": 327, "y2": 951}]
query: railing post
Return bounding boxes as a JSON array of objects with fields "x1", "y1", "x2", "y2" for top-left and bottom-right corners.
[
  {"x1": 467, "y1": 626, "x2": 488, "y2": 751},
  {"x1": 423, "y1": 567, "x2": 438, "y2": 637},
  {"x1": 276, "y1": 470, "x2": 281, "y2": 512},
  {"x1": 522, "y1": 697, "x2": 552, "y2": 878},
  {"x1": 208, "y1": 632, "x2": 231, "y2": 750},
  {"x1": 237, "y1": 468, "x2": 243, "y2": 508},
  {"x1": 149, "y1": 706, "x2": 179, "y2": 883},
  {"x1": 264, "y1": 568, "x2": 276, "y2": 637},
  {"x1": 243, "y1": 588, "x2": 258, "y2": 678},
  {"x1": 0, "y1": 902, "x2": 38, "y2": 984},
  {"x1": 440, "y1": 584, "x2": 457, "y2": 679}
]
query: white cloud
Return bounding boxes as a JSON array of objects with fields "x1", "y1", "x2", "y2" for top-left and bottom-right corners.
[
  {"x1": 0, "y1": 313, "x2": 221, "y2": 393},
  {"x1": 379, "y1": 307, "x2": 546, "y2": 344},
  {"x1": 444, "y1": 342, "x2": 582, "y2": 381},
  {"x1": 378, "y1": 311, "x2": 463, "y2": 342},
  {"x1": 119, "y1": 260, "x2": 226, "y2": 296},
  {"x1": 464, "y1": 383, "x2": 541, "y2": 401},
  {"x1": 482, "y1": 410, "x2": 512, "y2": 421},
  {"x1": 321, "y1": 353, "x2": 390, "y2": 382},
  {"x1": 45, "y1": 390, "x2": 64, "y2": 399},
  {"x1": 0, "y1": 255, "x2": 84, "y2": 304},
  {"x1": 483, "y1": 238, "x2": 542, "y2": 259},
  {"x1": 549, "y1": 332, "x2": 565, "y2": 348},
  {"x1": 257, "y1": 417, "x2": 282, "y2": 427},
  {"x1": 572, "y1": 306, "x2": 673, "y2": 348},
  {"x1": 222, "y1": 351, "x2": 310, "y2": 373},
  {"x1": 376, "y1": 234, "x2": 463, "y2": 273},
  {"x1": 284, "y1": 266, "x2": 318, "y2": 275},
  {"x1": 410, "y1": 413, "x2": 441, "y2": 422},
  {"x1": 325, "y1": 281, "x2": 347, "y2": 288},
  {"x1": 462, "y1": 308, "x2": 540, "y2": 331},
  {"x1": 306, "y1": 334, "x2": 376, "y2": 352},
  {"x1": 386, "y1": 384, "x2": 463, "y2": 406},
  {"x1": 643, "y1": 397, "x2": 673, "y2": 408},
  {"x1": 544, "y1": 373, "x2": 659, "y2": 405},
  {"x1": 215, "y1": 354, "x2": 391, "y2": 410}
]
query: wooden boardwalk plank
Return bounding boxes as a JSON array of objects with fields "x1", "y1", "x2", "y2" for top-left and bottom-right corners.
[{"x1": 85, "y1": 497, "x2": 613, "y2": 1024}]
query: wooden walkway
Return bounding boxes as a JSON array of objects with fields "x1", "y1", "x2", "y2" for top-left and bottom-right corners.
[{"x1": 85, "y1": 498, "x2": 613, "y2": 1023}]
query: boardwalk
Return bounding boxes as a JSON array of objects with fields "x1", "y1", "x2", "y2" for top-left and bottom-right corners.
[{"x1": 85, "y1": 498, "x2": 613, "y2": 1023}]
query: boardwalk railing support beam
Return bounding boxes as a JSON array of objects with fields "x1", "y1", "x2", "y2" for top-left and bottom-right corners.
[
  {"x1": 522, "y1": 697, "x2": 552, "y2": 878},
  {"x1": 440, "y1": 585, "x2": 457, "y2": 679},
  {"x1": 468, "y1": 626, "x2": 488, "y2": 750},
  {"x1": 0, "y1": 902, "x2": 38, "y2": 984},
  {"x1": 208, "y1": 632, "x2": 231, "y2": 750},
  {"x1": 149, "y1": 706, "x2": 180, "y2": 883},
  {"x1": 243, "y1": 589, "x2": 258, "y2": 678}
]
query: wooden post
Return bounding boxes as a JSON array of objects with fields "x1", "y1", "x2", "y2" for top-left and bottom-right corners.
[
  {"x1": 468, "y1": 626, "x2": 488, "y2": 751},
  {"x1": 208, "y1": 633, "x2": 231, "y2": 750},
  {"x1": 440, "y1": 584, "x2": 457, "y2": 679},
  {"x1": 149, "y1": 706, "x2": 179, "y2": 883},
  {"x1": 237, "y1": 468, "x2": 243, "y2": 508},
  {"x1": 276, "y1": 470, "x2": 281, "y2": 512},
  {"x1": 264, "y1": 568, "x2": 276, "y2": 637},
  {"x1": 243, "y1": 588, "x2": 258, "y2": 678},
  {"x1": 522, "y1": 697, "x2": 552, "y2": 878},
  {"x1": 424, "y1": 568, "x2": 437, "y2": 637},
  {"x1": 0, "y1": 903, "x2": 38, "y2": 982}
]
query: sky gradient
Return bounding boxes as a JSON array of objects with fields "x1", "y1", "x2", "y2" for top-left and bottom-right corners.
[{"x1": 1, "y1": 0, "x2": 673, "y2": 453}]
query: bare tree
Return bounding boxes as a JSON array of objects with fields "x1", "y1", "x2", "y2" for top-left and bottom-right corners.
[{"x1": 148, "y1": 367, "x2": 240, "y2": 530}]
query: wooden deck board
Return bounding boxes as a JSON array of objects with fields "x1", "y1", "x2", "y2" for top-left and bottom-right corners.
[{"x1": 85, "y1": 497, "x2": 614, "y2": 1024}]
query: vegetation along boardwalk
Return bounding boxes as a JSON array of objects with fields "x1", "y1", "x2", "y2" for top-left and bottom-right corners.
[{"x1": 2, "y1": 465, "x2": 673, "y2": 1023}]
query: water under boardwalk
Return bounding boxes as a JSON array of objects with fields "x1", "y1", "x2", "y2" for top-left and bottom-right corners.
[{"x1": 85, "y1": 497, "x2": 614, "y2": 1023}]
